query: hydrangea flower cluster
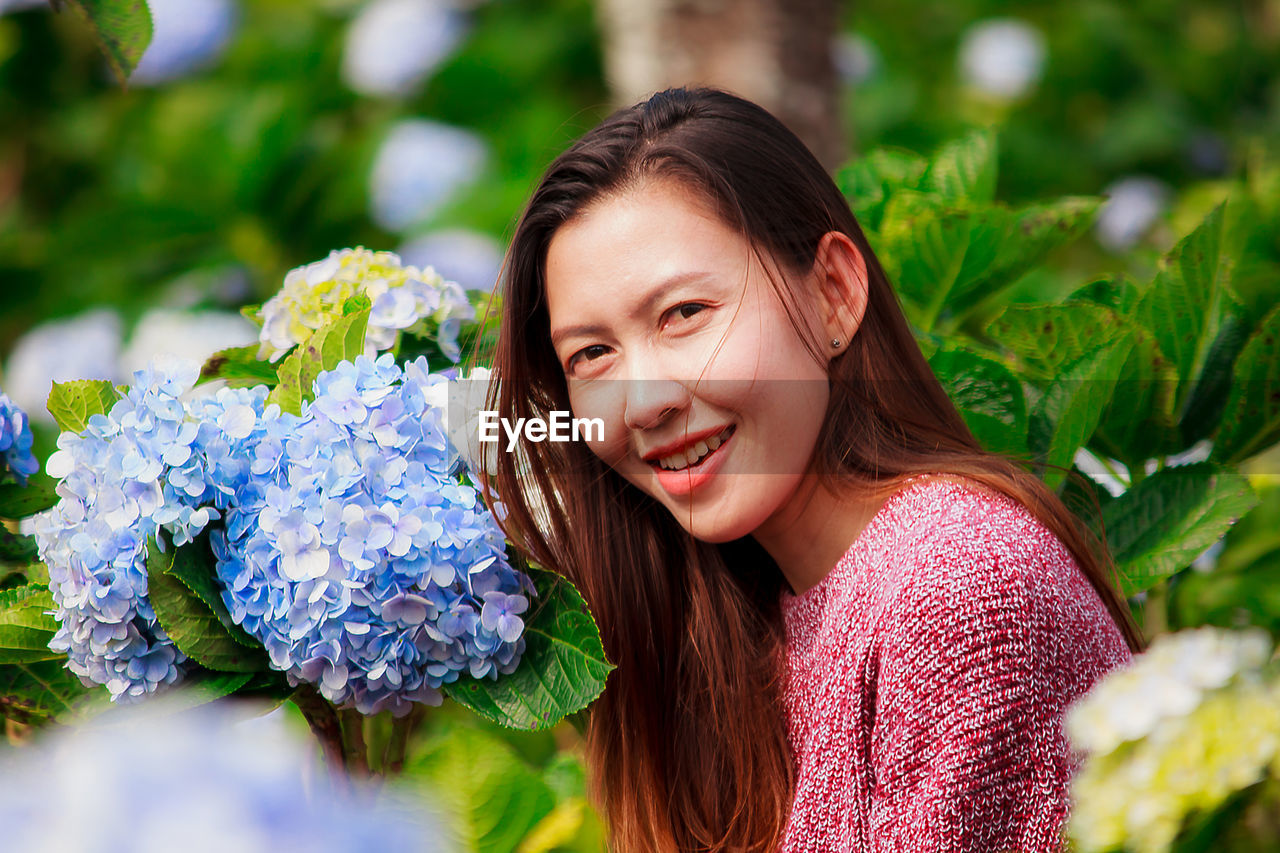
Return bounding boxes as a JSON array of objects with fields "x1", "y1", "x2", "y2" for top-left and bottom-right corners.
[
  {"x1": 30, "y1": 363, "x2": 226, "y2": 701},
  {"x1": 256, "y1": 248, "x2": 475, "y2": 364},
  {"x1": 0, "y1": 699, "x2": 447, "y2": 853},
  {"x1": 211, "y1": 354, "x2": 530, "y2": 716},
  {"x1": 0, "y1": 390, "x2": 39, "y2": 485},
  {"x1": 1067, "y1": 627, "x2": 1280, "y2": 853}
]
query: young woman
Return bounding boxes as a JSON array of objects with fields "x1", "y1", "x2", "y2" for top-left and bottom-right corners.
[{"x1": 485, "y1": 87, "x2": 1140, "y2": 852}]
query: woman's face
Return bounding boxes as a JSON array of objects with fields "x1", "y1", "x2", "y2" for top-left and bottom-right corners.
[{"x1": 544, "y1": 177, "x2": 840, "y2": 543}]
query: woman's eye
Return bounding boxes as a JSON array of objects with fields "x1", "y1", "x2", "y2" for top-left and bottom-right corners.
[
  {"x1": 567, "y1": 345, "x2": 610, "y2": 370},
  {"x1": 664, "y1": 302, "x2": 708, "y2": 326}
]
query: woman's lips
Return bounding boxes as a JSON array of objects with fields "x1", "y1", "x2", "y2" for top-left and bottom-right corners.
[{"x1": 649, "y1": 425, "x2": 735, "y2": 498}]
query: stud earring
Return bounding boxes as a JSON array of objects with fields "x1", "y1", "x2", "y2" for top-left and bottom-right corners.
[{"x1": 831, "y1": 338, "x2": 842, "y2": 348}]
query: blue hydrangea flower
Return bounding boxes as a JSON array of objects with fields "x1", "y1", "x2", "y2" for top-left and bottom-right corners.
[
  {"x1": 0, "y1": 699, "x2": 447, "y2": 853},
  {"x1": 30, "y1": 363, "x2": 255, "y2": 702},
  {"x1": 212, "y1": 354, "x2": 530, "y2": 716},
  {"x1": 0, "y1": 390, "x2": 38, "y2": 486}
]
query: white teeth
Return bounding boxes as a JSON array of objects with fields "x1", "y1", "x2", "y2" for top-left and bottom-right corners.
[{"x1": 655, "y1": 427, "x2": 733, "y2": 471}]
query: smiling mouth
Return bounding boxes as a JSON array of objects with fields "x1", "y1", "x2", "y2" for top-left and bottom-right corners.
[{"x1": 652, "y1": 425, "x2": 736, "y2": 471}]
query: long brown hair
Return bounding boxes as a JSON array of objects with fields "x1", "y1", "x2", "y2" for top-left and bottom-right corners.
[{"x1": 486, "y1": 87, "x2": 1142, "y2": 852}]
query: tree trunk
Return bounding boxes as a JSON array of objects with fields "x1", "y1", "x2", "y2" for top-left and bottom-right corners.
[{"x1": 596, "y1": 0, "x2": 846, "y2": 171}]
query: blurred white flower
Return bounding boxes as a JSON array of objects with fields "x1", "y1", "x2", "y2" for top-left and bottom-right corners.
[
  {"x1": 833, "y1": 32, "x2": 879, "y2": 85},
  {"x1": 0, "y1": 0, "x2": 44, "y2": 13},
  {"x1": 2, "y1": 309, "x2": 124, "y2": 425},
  {"x1": 131, "y1": 0, "x2": 238, "y2": 86},
  {"x1": 1067, "y1": 628, "x2": 1280, "y2": 853},
  {"x1": 398, "y1": 228, "x2": 504, "y2": 292},
  {"x1": 342, "y1": 0, "x2": 467, "y2": 97},
  {"x1": 958, "y1": 18, "x2": 1046, "y2": 100},
  {"x1": 1066, "y1": 626, "x2": 1273, "y2": 757},
  {"x1": 1095, "y1": 176, "x2": 1171, "y2": 253},
  {"x1": 120, "y1": 308, "x2": 258, "y2": 376},
  {"x1": 0, "y1": 699, "x2": 450, "y2": 853},
  {"x1": 369, "y1": 119, "x2": 488, "y2": 232}
]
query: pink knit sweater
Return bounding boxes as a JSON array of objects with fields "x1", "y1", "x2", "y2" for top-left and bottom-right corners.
[{"x1": 779, "y1": 475, "x2": 1131, "y2": 852}]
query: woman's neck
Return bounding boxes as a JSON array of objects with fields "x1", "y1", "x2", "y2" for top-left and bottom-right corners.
[{"x1": 751, "y1": 476, "x2": 890, "y2": 596}]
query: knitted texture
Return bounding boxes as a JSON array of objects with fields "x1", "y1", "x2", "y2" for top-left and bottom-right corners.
[{"x1": 779, "y1": 475, "x2": 1132, "y2": 852}]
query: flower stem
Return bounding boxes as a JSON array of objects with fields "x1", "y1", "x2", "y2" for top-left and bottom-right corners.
[
  {"x1": 383, "y1": 705, "x2": 426, "y2": 775},
  {"x1": 292, "y1": 685, "x2": 348, "y2": 785},
  {"x1": 339, "y1": 708, "x2": 370, "y2": 777}
]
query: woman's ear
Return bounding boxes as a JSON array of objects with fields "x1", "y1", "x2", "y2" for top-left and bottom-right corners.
[{"x1": 811, "y1": 231, "x2": 868, "y2": 355}]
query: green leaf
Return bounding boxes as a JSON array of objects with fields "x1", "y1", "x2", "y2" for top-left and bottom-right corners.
[
  {"x1": 445, "y1": 566, "x2": 614, "y2": 731},
  {"x1": 1068, "y1": 273, "x2": 1144, "y2": 314},
  {"x1": 0, "y1": 584, "x2": 59, "y2": 664},
  {"x1": 0, "y1": 528, "x2": 38, "y2": 563},
  {"x1": 407, "y1": 722, "x2": 555, "y2": 853},
  {"x1": 266, "y1": 296, "x2": 372, "y2": 416},
  {"x1": 1213, "y1": 303, "x2": 1280, "y2": 464},
  {"x1": 0, "y1": 474, "x2": 59, "y2": 519},
  {"x1": 879, "y1": 194, "x2": 1098, "y2": 332},
  {"x1": 1092, "y1": 325, "x2": 1181, "y2": 467},
  {"x1": 1134, "y1": 203, "x2": 1234, "y2": 411},
  {"x1": 1178, "y1": 306, "x2": 1253, "y2": 447},
  {"x1": 924, "y1": 128, "x2": 998, "y2": 204},
  {"x1": 0, "y1": 659, "x2": 90, "y2": 725},
  {"x1": 146, "y1": 538, "x2": 267, "y2": 673},
  {"x1": 159, "y1": 535, "x2": 259, "y2": 648},
  {"x1": 928, "y1": 347, "x2": 1028, "y2": 459},
  {"x1": 60, "y1": 0, "x2": 154, "y2": 87},
  {"x1": 199, "y1": 344, "x2": 279, "y2": 389},
  {"x1": 166, "y1": 670, "x2": 255, "y2": 708},
  {"x1": 992, "y1": 302, "x2": 1128, "y2": 384},
  {"x1": 835, "y1": 148, "x2": 928, "y2": 231},
  {"x1": 240, "y1": 304, "x2": 264, "y2": 328},
  {"x1": 46, "y1": 379, "x2": 122, "y2": 433},
  {"x1": 1103, "y1": 463, "x2": 1259, "y2": 596},
  {"x1": 1028, "y1": 338, "x2": 1134, "y2": 491}
]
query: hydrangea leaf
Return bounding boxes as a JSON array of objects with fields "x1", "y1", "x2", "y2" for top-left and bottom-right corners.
[
  {"x1": 46, "y1": 379, "x2": 122, "y2": 434},
  {"x1": 267, "y1": 296, "x2": 372, "y2": 416},
  {"x1": 1133, "y1": 203, "x2": 1234, "y2": 408},
  {"x1": 0, "y1": 659, "x2": 90, "y2": 725},
  {"x1": 157, "y1": 534, "x2": 259, "y2": 649},
  {"x1": 991, "y1": 302, "x2": 1125, "y2": 383},
  {"x1": 146, "y1": 538, "x2": 268, "y2": 673},
  {"x1": 444, "y1": 565, "x2": 614, "y2": 731},
  {"x1": 0, "y1": 529, "x2": 38, "y2": 563},
  {"x1": 407, "y1": 722, "x2": 556, "y2": 853},
  {"x1": 59, "y1": 0, "x2": 153, "y2": 87},
  {"x1": 928, "y1": 346, "x2": 1028, "y2": 459},
  {"x1": 1028, "y1": 337, "x2": 1135, "y2": 491},
  {"x1": 880, "y1": 192, "x2": 1100, "y2": 333},
  {"x1": 0, "y1": 474, "x2": 58, "y2": 519},
  {"x1": 835, "y1": 147, "x2": 928, "y2": 232},
  {"x1": 1103, "y1": 463, "x2": 1259, "y2": 596},
  {"x1": 0, "y1": 584, "x2": 60, "y2": 665},
  {"x1": 923, "y1": 127, "x2": 998, "y2": 204},
  {"x1": 199, "y1": 345, "x2": 279, "y2": 389},
  {"x1": 1212, "y1": 303, "x2": 1280, "y2": 464},
  {"x1": 1178, "y1": 306, "x2": 1252, "y2": 448}
]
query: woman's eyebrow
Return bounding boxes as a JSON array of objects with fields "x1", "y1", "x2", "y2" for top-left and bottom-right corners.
[{"x1": 550, "y1": 271, "x2": 717, "y2": 347}]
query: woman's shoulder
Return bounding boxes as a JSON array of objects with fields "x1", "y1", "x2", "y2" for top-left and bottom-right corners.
[{"x1": 868, "y1": 473, "x2": 1113, "y2": 637}]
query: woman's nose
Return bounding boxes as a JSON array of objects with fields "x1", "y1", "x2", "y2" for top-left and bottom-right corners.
[{"x1": 622, "y1": 376, "x2": 690, "y2": 431}]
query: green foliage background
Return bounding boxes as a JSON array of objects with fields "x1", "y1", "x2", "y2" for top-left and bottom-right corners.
[{"x1": 1, "y1": 1, "x2": 1279, "y2": 851}]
